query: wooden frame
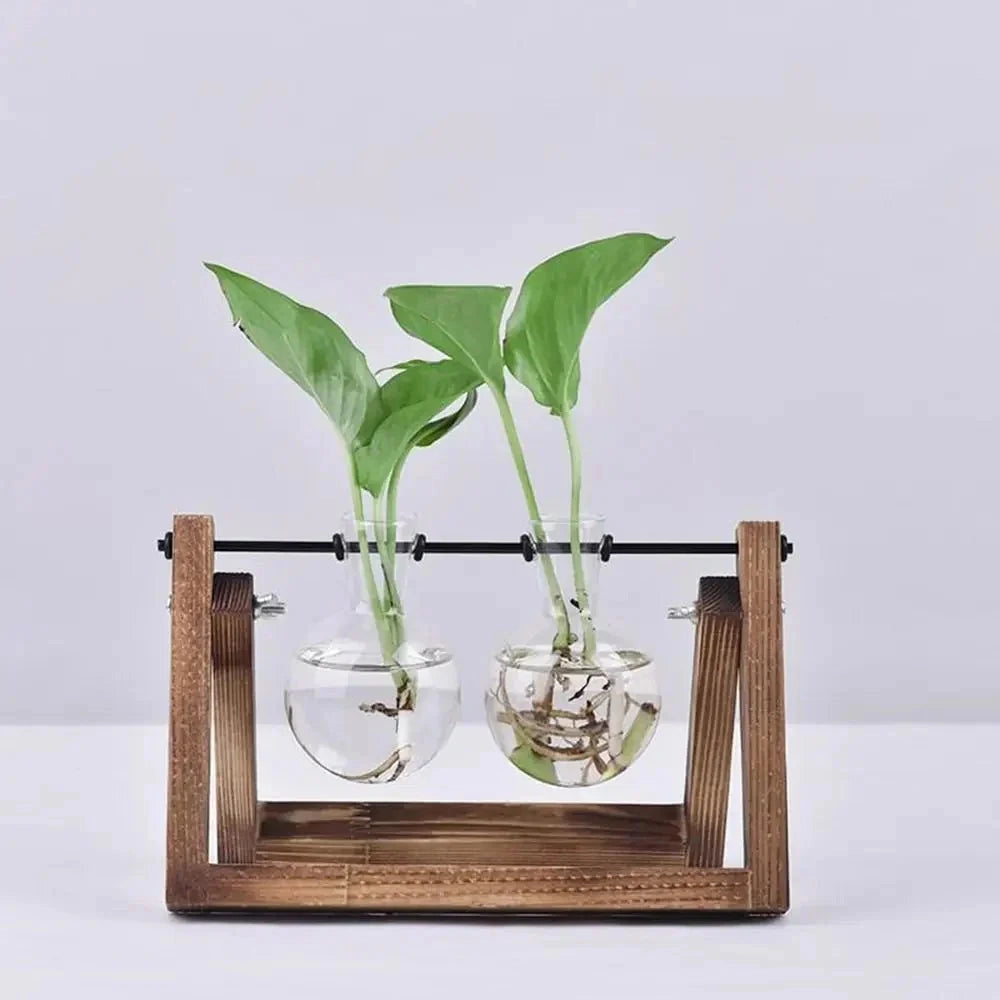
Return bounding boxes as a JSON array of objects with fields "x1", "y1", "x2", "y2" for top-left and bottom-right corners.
[{"x1": 166, "y1": 514, "x2": 788, "y2": 915}]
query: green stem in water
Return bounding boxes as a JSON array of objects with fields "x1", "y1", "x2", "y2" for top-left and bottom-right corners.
[
  {"x1": 375, "y1": 452, "x2": 410, "y2": 653},
  {"x1": 491, "y1": 386, "x2": 571, "y2": 650},
  {"x1": 376, "y1": 458, "x2": 416, "y2": 714},
  {"x1": 603, "y1": 703, "x2": 659, "y2": 779},
  {"x1": 348, "y1": 460, "x2": 413, "y2": 710},
  {"x1": 349, "y1": 470, "x2": 394, "y2": 661},
  {"x1": 374, "y1": 502, "x2": 404, "y2": 648},
  {"x1": 561, "y1": 409, "x2": 597, "y2": 661}
]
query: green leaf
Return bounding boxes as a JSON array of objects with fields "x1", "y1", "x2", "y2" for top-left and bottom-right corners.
[
  {"x1": 205, "y1": 263, "x2": 382, "y2": 446},
  {"x1": 503, "y1": 233, "x2": 672, "y2": 414},
  {"x1": 354, "y1": 359, "x2": 481, "y2": 496},
  {"x1": 374, "y1": 359, "x2": 426, "y2": 375},
  {"x1": 411, "y1": 387, "x2": 477, "y2": 448},
  {"x1": 509, "y1": 743, "x2": 559, "y2": 785},
  {"x1": 383, "y1": 285, "x2": 512, "y2": 389}
]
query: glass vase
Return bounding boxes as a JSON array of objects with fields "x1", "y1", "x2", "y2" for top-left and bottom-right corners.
[
  {"x1": 285, "y1": 515, "x2": 459, "y2": 783},
  {"x1": 486, "y1": 516, "x2": 661, "y2": 787}
]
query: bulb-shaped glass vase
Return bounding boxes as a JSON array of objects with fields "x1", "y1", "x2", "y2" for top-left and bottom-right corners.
[
  {"x1": 486, "y1": 516, "x2": 661, "y2": 787},
  {"x1": 285, "y1": 515, "x2": 459, "y2": 783}
]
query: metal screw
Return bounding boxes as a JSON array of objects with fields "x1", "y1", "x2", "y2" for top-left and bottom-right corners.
[
  {"x1": 253, "y1": 593, "x2": 286, "y2": 619},
  {"x1": 666, "y1": 604, "x2": 699, "y2": 622},
  {"x1": 168, "y1": 592, "x2": 287, "y2": 617},
  {"x1": 666, "y1": 601, "x2": 787, "y2": 622}
]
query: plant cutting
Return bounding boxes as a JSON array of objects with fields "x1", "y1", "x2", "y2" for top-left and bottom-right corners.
[
  {"x1": 205, "y1": 264, "x2": 476, "y2": 782},
  {"x1": 385, "y1": 233, "x2": 671, "y2": 785}
]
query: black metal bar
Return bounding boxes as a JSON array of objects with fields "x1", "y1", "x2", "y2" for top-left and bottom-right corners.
[
  {"x1": 157, "y1": 531, "x2": 792, "y2": 562},
  {"x1": 215, "y1": 539, "x2": 339, "y2": 554}
]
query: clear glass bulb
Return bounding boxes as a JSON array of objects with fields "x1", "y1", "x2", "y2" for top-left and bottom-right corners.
[
  {"x1": 485, "y1": 516, "x2": 660, "y2": 787},
  {"x1": 285, "y1": 515, "x2": 459, "y2": 783}
]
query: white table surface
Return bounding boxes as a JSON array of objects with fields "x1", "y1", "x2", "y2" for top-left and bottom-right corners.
[{"x1": 2, "y1": 722, "x2": 997, "y2": 997}]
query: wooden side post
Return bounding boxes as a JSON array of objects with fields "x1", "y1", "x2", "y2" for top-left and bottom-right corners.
[
  {"x1": 684, "y1": 576, "x2": 741, "y2": 867},
  {"x1": 211, "y1": 573, "x2": 258, "y2": 864},
  {"x1": 166, "y1": 514, "x2": 215, "y2": 909},
  {"x1": 737, "y1": 521, "x2": 789, "y2": 913}
]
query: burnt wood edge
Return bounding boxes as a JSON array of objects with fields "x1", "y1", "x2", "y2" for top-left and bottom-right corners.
[
  {"x1": 211, "y1": 572, "x2": 259, "y2": 864},
  {"x1": 165, "y1": 515, "x2": 215, "y2": 908},
  {"x1": 169, "y1": 863, "x2": 755, "y2": 914},
  {"x1": 684, "y1": 577, "x2": 742, "y2": 868},
  {"x1": 737, "y1": 521, "x2": 790, "y2": 914}
]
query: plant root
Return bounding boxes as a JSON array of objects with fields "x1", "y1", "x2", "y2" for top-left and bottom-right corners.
[
  {"x1": 359, "y1": 701, "x2": 399, "y2": 718},
  {"x1": 494, "y1": 661, "x2": 657, "y2": 783}
]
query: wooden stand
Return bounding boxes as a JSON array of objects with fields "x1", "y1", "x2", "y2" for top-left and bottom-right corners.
[{"x1": 166, "y1": 515, "x2": 789, "y2": 915}]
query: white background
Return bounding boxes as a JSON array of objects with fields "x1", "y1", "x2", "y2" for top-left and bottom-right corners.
[{"x1": 3, "y1": 0, "x2": 998, "y2": 724}]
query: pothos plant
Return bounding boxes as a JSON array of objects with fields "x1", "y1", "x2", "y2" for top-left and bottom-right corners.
[
  {"x1": 384, "y1": 232, "x2": 672, "y2": 781},
  {"x1": 205, "y1": 264, "x2": 478, "y2": 778}
]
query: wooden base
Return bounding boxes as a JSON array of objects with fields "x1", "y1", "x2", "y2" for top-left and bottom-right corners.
[
  {"x1": 173, "y1": 801, "x2": 748, "y2": 914},
  {"x1": 255, "y1": 802, "x2": 687, "y2": 866},
  {"x1": 165, "y1": 515, "x2": 789, "y2": 916},
  {"x1": 173, "y1": 801, "x2": 758, "y2": 914},
  {"x1": 184, "y1": 862, "x2": 752, "y2": 914}
]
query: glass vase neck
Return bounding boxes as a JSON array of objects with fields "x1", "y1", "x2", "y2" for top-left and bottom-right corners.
[
  {"x1": 530, "y1": 514, "x2": 605, "y2": 623},
  {"x1": 341, "y1": 513, "x2": 417, "y2": 616}
]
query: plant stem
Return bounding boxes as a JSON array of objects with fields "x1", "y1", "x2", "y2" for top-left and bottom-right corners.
[
  {"x1": 382, "y1": 448, "x2": 408, "y2": 581},
  {"x1": 373, "y1": 499, "x2": 405, "y2": 649},
  {"x1": 372, "y1": 487, "x2": 416, "y2": 766},
  {"x1": 375, "y1": 453, "x2": 414, "y2": 665},
  {"x1": 603, "y1": 703, "x2": 659, "y2": 778},
  {"x1": 560, "y1": 409, "x2": 597, "y2": 661},
  {"x1": 349, "y1": 469, "x2": 395, "y2": 662},
  {"x1": 370, "y1": 466, "x2": 417, "y2": 751},
  {"x1": 348, "y1": 460, "x2": 414, "y2": 721},
  {"x1": 490, "y1": 386, "x2": 571, "y2": 649}
]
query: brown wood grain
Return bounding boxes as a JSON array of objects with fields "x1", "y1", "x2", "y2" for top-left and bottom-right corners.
[
  {"x1": 199, "y1": 863, "x2": 750, "y2": 913},
  {"x1": 211, "y1": 573, "x2": 258, "y2": 864},
  {"x1": 255, "y1": 801, "x2": 687, "y2": 867},
  {"x1": 737, "y1": 521, "x2": 790, "y2": 913},
  {"x1": 684, "y1": 577, "x2": 741, "y2": 867},
  {"x1": 166, "y1": 514, "x2": 215, "y2": 910}
]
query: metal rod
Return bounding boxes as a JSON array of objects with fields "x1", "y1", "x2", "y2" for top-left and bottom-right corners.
[{"x1": 157, "y1": 531, "x2": 792, "y2": 562}]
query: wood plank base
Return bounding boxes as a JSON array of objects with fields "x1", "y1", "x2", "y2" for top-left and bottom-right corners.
[
  {"x1": 168, "y1": 800, "x2": 761, "y2": 914},
  {"x1": 178, "y1": 863, "x2": 751, "y2": 913},
  {"x1": 255, "y1": 801, "x2": 688, "y2": 867}
]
